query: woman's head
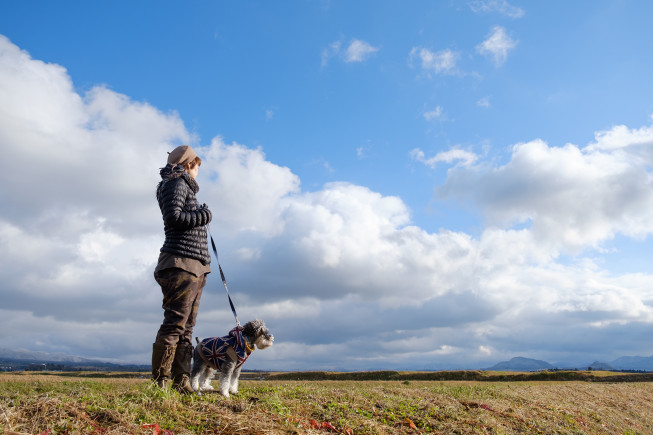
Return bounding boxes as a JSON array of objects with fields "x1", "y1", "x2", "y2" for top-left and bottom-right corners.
[{"x1": 167, "y1": 145, "x2": 202, "y2": 179}]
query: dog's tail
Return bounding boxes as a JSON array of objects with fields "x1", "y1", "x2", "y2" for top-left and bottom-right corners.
[{"x1": 195, "y1": 337, "x2": 199, "y2": 344}]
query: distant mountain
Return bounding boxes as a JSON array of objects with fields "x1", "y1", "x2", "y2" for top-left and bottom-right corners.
[
  {"x1": 486, "y1": 357, "x2": 554, "y2": 371},
  {"x1": 610, "y1": 356, "x2": 653, "y2": 371},
  {"x1": 485, "y1": 355, "x2": 653, "y2": 372},
  {"x1": 0, "y1": 348, "x2": 149, "y2": 372},
  {"x1": 0, "y1": 348, "x2": 94, "y2": 363}
]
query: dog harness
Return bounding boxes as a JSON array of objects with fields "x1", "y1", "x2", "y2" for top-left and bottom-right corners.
[{"x1": 198, "y1": 326, "x2": 253, "y2": 371}]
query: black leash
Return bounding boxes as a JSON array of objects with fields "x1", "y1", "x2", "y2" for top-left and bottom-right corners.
[{"x1": 207, "y1": 226, "x2": 240, "y2": 327}]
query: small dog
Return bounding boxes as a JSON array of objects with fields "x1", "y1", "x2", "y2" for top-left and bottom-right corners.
[{"x1": 191, "y1": 319, "x2": 274, "y2": 397}]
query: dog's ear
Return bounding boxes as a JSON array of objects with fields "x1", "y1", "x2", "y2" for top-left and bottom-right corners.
[
  {"x1": 243, "y1": 320, "x2": 259, "y2": 337},
  {"x1": 243, "y1": 319, "x2": 266, "y2": 337}
]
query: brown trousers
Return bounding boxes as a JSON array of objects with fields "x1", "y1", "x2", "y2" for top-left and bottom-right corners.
[{"x1": 154, "y1": 268, "x2": 206, "y2": 347}]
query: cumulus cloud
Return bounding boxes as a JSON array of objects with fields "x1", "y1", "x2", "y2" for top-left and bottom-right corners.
[
  {"x1": 439, "y1": 132, "x2": 653, "y2": 253},
  {"x1": 321, "y1": 38, "x2": 379, "y2": 66},
  {"x1": 3, "y1": 34, "x2": 653, "y2": 370},
  {"x1": 409, "y1": 47, "x2": 459, "y2": 76},
  {"x1": 468, "y1": 0, "x2": 525, "y2": 18},
  {"x1": 199, "y1": 138, "x2": 300, "y2": 237},
  {"x1": 476, "y1": 26, "x2": 518, "y2": 66}
]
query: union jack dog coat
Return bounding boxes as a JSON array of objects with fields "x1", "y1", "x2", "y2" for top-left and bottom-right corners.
[{"x1": 197, "y1": 326, "x2": 252, "y2": 371}]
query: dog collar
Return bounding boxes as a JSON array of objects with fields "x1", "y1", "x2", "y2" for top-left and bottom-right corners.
[{"x1": 245, "y1": 340, "x2": 255, "y2": 354}]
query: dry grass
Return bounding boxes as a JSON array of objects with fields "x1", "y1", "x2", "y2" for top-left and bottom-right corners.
[{"x1": 1, "y1": 372, "x2": 653, "y2": 434}]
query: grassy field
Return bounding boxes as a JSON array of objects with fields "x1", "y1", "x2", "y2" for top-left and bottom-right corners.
[{"x1": 2, "y1": 371, "x2": 653, "y2": 434}]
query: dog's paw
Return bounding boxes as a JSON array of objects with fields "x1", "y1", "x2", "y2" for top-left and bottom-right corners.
[
  {"x1": 228, "y1": 388, "x2": 239, "y2": 395},
  {"x1": 219, "y1": 390, "x2": 230, "y2": 398},
  {"x1": 190, "y1": 378, "x2": 200, "y2": 392},
  {"x1": 201, "y1": 384, "x2": 215, "y2": 392}
]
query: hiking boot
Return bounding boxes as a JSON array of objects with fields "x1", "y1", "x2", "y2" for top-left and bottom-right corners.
[
  {"x1": 172, "y1": 342, "x2": 195, "y2": 395},
  {"x1": 151, "y1": 343, "x2": 176, "y2": 388},
  {"x1": 174, "y1": 374, "x2": 195, "y2": 395}
]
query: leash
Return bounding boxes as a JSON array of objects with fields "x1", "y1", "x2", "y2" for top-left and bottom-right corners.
[{"x1": 207, "y1": 225, "x2": 241, "y2": 327}]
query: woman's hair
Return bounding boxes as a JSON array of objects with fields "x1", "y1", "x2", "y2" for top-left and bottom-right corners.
[{"x1": 187, "y1": 156, "x2": 202, "y2": 169}]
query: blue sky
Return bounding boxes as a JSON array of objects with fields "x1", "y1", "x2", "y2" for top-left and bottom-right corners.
[{"x1": 1, "y1": 1, "x2": 653, "y2": 370}]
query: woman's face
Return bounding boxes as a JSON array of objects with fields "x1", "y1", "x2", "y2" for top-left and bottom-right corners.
[{"x1": 187, "y1": 163, "x2": 199, "y2": 179}]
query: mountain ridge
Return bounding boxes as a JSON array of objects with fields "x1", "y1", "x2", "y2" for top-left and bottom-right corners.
[
  {"x1": 486, "y1": 356, "x2": 653, "y2": 372},
  {"x1": 0, "y1": 347, "x2": 96, "y2": 363},
  {"x1": 0, "y1": 348, "x2": 148, "y2": 371}
]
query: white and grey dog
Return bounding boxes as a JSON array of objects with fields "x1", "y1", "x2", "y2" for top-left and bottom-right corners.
[{"x1": 191, "y1": 319, "x2": 273, "y2": 397}]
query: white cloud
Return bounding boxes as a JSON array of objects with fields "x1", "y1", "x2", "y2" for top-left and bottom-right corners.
[
  {"x1": 479, "y1": 345, "x2": 493, "y2": 356},
  {"x1": 235, "y1": 247, "x2": 262, "y2": 261},
  {"x1": 469, "y1": 0, "x2": 525, "y2": 18},
  {"x1": 344, "y1": 39, "x2": 379, "y2": 63},
  {"x1": 587, "y1": 123, "x2": 653, "y2": 159},
  {"x1": 477, "y1": 97, "x2": 491, "y2": 108},
  {"x1": 321, "y1": 40, "x2": 341, "y2": 67},
  {"x1": 356, "y1": 141, "x2": 373, "y2": 160},
  {"x1": 476, "y1": 26, "x2": 518, "y2": 66},
  {"x1": 411, "y1": 147, "x2": 478, "y2": 167},
  {"x1": 439, "y1": 132, "x2": 653, "y2": 252},
  {"x1": 323, "y1": 160, "x2": 335, "y2": 172},
  {"x1": 409, "y1": 47, "x2": 458, "y2": 75},
  {"x1": 423, "y1": 106, "x2": 443, "y2": 121},
  {"x1": 321, "y1": 38, "x2": 379, "y2": 66},
  {"x1": 77, "y1": 219, "x2": 124, "y2": 264},
  {"x1": 0, "y1": 38, "x2": 190, "y2": 238},
  {"x1": 199, "y1": 137, "x2": 300, "y2": 236}
]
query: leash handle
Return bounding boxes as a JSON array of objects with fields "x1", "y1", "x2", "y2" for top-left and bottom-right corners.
[{"x1": 207, "y1": 226, "x2": 240, "y2": 327}]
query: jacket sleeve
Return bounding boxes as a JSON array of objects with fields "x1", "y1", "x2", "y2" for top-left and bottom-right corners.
[{"x1": 159, "y1": 178, "x2": 212, "y2": 230}]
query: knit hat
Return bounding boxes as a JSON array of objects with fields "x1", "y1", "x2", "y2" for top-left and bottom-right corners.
[{"x1": 167, "y1": 145, "x2": 198, "y2": 166}]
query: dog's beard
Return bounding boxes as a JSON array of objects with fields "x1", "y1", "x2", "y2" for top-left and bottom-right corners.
[{"x1": 255, "y1": 334, "x2": 274, "y2": 350}]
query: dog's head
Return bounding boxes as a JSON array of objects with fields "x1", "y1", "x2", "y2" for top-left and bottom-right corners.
[{"x1": 242, "y1": 319, "x2": 274, "y2": 350}]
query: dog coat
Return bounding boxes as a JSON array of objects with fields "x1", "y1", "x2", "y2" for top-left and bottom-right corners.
[{"x1": 198, "y1": 326, "x2": 252, "y2": 371}]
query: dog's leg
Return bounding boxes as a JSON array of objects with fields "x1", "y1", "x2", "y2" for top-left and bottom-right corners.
[
  {"x1": 190, "y1": 348, "x2": 203, "y2": 392},
  {"x1": 229, "y1": 365, "x2": 242, "y2": 395},
  {"x1": 201, "y1": 366, "x2": 215, "y2": 391},
  {"x1": 218, "y1": 360, "x2": 236, "y2": 397},
  {"x1": 191, "y1": 372, "x2": 201, "y2": 392}
]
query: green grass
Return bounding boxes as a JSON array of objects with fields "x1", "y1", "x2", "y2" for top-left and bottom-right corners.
[{"x1": 2, "y1": 372, "x2": 653, "y2": 433}]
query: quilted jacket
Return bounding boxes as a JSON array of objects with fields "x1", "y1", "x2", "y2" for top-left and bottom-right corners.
[{"x1": 156, "y1": 165, "x2": 212, "y2": 264}]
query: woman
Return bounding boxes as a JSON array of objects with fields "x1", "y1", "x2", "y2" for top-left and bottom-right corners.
[{"x1": 151, "y1": 145, "x2": 212, "y2": 394}]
